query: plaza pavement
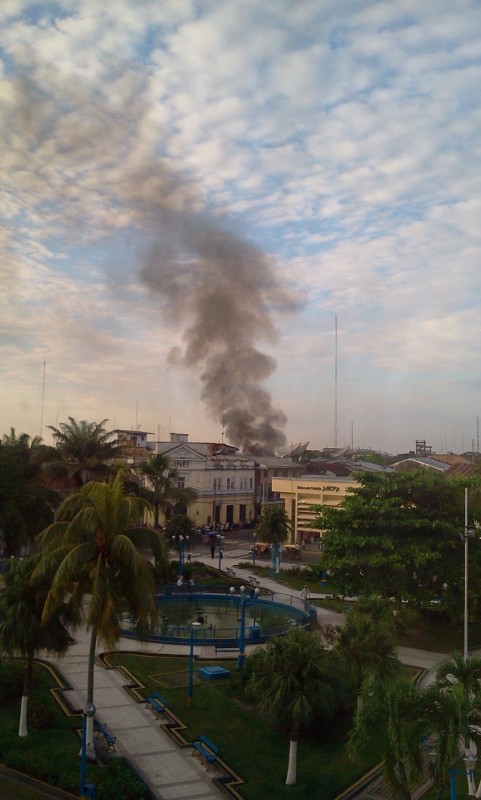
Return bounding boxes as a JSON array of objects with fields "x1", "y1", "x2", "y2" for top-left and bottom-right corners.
[{"x1": 44, "y1": 550, "x2": 447, "y2": 800}]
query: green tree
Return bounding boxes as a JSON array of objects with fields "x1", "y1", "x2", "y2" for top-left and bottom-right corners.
[
  {"x1": 335, "y1": 597, "x2": 401, "y2": 708},
  {"x1": 432, "y1": 652, "x2": 481, "y2": 795},
  {"x1": 349, "y1": 674, "x2": 426, "y2": 800},
  {"x1": 256, "y1": 504, "x2": 291, "y2": 574},
  {"x1": 164, "y1": 515, "x2": 197, "y2": 542},
  {"x1": 0, "y1": 554, "x2": 79, "y2": 736},
  {"x1": 137, "y1": 454, "x2": 198, "y2": 529},
  {"x1": 245, "y1": 627, "x2": 343, "y2": 785},
  {"x1": 46, "y1": 417, "x2": 122, "y2": 488},
  {"x1": 32, "y1": 472, "x2": 168, "y2": 756},
  {"x1": 313, "y1": 470, "x2": 481, "y2": 615},
  {"x1": 0, "y1": 429, "x2": 57, "y2": 556}
]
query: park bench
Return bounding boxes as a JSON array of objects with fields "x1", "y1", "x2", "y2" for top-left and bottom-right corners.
[
  {"x1": 94, "y1": 718, "x2": 117, "y2": 751},
  {"x1": 192, "y1": 734, "x2": 219, "y2": 766},
  {"x1": 215, "y1": 644, "x2": 238, "y2": 656},
  {"x1": 248, "y1": 575, "x2": 260, "y2": 588},
  {"x1": 225, "y1": 567, "x2": 236, "y2": 578},
  {"x1": 146, "y1": 690, "x2": 168, "y2": 718}
]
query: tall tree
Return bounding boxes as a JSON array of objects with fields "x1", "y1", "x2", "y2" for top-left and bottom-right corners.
[
  {"x1": 137, "y1": 454, "x2": 198, "y2": 529},
  {"x1": 46, "y1": 417, "x2": 122, "y2": 488},
  {"x1": 0, "y1": 554, "x2": 79, "y2": 736},
  {"x1": 313, "y1": 470, "x2": 481, "y2": 616},
  {"x1": 245, "y1": 627, "x2": 343, "y2": 785},
  {"x1": 433, "y1": 652, "x2": 481, "y2": 795},
  {"x1": 349, "y1": 674, "x2": 426, "y2": 800},
  {"x1": 256, "y1": 504, "x2": 291, "y2": 574},
  {"x1": 32, "y1": 472, "x2": 169, "y2": 757},
  {"x1": 0, "y1": 429, "x2": 56, "y2": 556},
  {"x1": 335, "y1": 597, "x2": 401, "y2": 708}
]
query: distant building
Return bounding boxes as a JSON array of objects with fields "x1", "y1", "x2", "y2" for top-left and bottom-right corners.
[
  {"x1": 391, "y1": 454, "x2": 479, "y2": 478},
  {"x1": 272, "y1": 475, "x2": 358, "y2": 546}
]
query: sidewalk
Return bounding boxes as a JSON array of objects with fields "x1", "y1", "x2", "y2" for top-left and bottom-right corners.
[{"x1": 44, "y1": 552, "x2": 447, "y2": 800}]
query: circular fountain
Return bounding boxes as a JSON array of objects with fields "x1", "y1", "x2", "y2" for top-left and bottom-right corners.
[{"x1": 120, "y1": 586, "x2": 315, "y2": 647}]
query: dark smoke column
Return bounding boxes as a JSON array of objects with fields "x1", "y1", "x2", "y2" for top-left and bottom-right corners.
[{"x1": 141, "y1": 218, "x2": 293, "y2": 455}]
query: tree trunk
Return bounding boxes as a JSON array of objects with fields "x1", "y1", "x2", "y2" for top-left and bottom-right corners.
[
  {"x1": 285, "y1": 731, "x2": 298, "y2": 785},
  {"x1": 83, "y1": 626, "x2": 97, "y2": 761},
  {"x1": 464, "y1": 740, "x2": 477, "y2": 796},
  {"x1": 18, "y1": 651, "x2": 34, "y2": 737}
]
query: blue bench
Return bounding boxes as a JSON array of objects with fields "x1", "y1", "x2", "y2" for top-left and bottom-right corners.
[
  {"x1": 192, "y1": 734, "x2": 219, "y2": 766},
  {"x1": 146, "y1": 690, "x2": 167, "y2": 718},
  {"x1": 248, "y1": 575, "x2": 260, "y2": 587},
  {"x1": 94, "y1": 718, "x2": 117, "y2": 751}
]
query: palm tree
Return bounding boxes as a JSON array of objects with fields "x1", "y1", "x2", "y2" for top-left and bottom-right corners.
[
  {"x1": 245, "y1": 627, "x2": 341, "y2": 785},
  {"x1": 137, "y1": 454, "x2": 198, "y2": 529},
  {"x1": 335, "y1": 597, "x2": 401, "y2": 708},
  {"x1": 46, "y1": 417, "x2": 121, "y2": 488},
  {"x1": 434, "y1": 652, "x2": 481, "y2": 795},
  {"x1": 0, "y1": 554, "x2": 79, "y2": 736},
  {"x1": 421, "y1": 681, "x2": 481, "y2": 796},
  {"x1": 255, "y1": 504, "x2": 291, "y2": 574},
  {"x1": 33, "y1": 472, "x2": 169, "y2": 757},
  {"x1": 0, "y1": 429, "x2": 57, "y2": 555},
  {"x1": 349, "y1": 674, "x2": 426, "y2": 800}
]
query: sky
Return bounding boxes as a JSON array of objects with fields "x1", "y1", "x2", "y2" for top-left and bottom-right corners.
[{"x1": 1, "y1": 0, "x2": 481, "y2": 455}]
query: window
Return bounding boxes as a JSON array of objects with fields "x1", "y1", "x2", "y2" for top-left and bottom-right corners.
[
  {"x1": 249, "y1": 478, "x2": 253, "y2": 489},
  {"x1": 177, "y1": 477, "x2": 185, "y2": 489},
  {"x1": 213, "y1": 477, "x2": 221, "y2": 491},
  {"x1": 227, "y1": 478, "x2": 231, "y2": 490}
]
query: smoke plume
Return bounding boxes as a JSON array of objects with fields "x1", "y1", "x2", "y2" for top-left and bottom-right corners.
[
  {"x1": 9, "y1": 75, "x2": 297, "y2": 453},
  {"x1": 141, "y1": 214, "x2": 297, "y2": 454}
]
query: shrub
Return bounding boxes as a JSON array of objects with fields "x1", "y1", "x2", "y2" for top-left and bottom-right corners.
[
  {"x1": 96, "y1": 759, "x2": 149, "y2": 800},
  {"x1": 30, "y1": 701, "x2": 55, "y2": 729},
  {"x1": 0, "y1": 664, "x2": 24, "y2": 704}
]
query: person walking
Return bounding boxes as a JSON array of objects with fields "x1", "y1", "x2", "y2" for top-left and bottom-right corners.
[
  {"x1": 300, "y1": 586, "x2": 310, "y2": 608},
  {"x1": 210, "y1": 542, "x2": 215, "y2": 559}
]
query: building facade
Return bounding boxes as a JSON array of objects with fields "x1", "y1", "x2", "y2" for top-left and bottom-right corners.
[{"x1": 272, "y1": 475, "x2": 358, "y2": 545}]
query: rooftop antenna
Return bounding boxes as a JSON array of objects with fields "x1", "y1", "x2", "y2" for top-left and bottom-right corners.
[
  {"x1": 40, "y1": 360, "x2": 46, "y2": 438},
  {"x1": 334, "y1": 314, "x2": 338, "y2": 448}
]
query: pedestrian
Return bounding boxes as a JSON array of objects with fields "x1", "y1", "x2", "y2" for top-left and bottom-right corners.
[
  {"x1": 188, "y1": 577, "x2": 195, "y2": 593},
  {"x1": 300, "y1": 586, "x2": 310, "y2": 608},
  {"x1": 177, "y1": 575, "x2": 184, "y2": 588},
  {"x1": 210, "y1": 542, "x2": 215, "y2": 559}
]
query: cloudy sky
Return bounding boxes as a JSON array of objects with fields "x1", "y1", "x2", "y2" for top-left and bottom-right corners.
[{"x1": 1, "y1": 0, "x2": 481, "y2": 455}]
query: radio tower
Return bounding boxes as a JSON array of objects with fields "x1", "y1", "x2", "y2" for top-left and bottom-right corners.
[{"x1": 334, "y1": 314, "x2": 338, "y2": 449}]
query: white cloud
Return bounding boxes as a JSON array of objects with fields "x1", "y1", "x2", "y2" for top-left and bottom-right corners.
[{"x1": 1, "y1": 0, "x2": 481, "y2": 452}]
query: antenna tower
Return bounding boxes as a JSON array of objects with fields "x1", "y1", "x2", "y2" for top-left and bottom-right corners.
[{"x1": 334, "y1": 314, "x2": 338, "y2": 448}]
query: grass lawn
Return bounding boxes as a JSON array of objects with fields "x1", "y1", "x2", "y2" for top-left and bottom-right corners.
[
  {"x1": 107, "y1": 652, "x2": 383, "y2": 800},
  {"x1": 0, "y1": 662, "x2": 149, "y2": 799}
]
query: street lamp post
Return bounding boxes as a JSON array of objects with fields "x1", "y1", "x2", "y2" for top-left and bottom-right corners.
[
  {"x1": 80, "y1": 703, "x2": 96, "y2": 800},
  {"x1": 178, "y1": 535, "x2": 189, "y2": 577},
  {"x1": 430, "y1": 747, "x2": 478, "y2": 799},
  {"x1": 461, "y1": 487, "x2": 475, "y2": 661},
  {"x1": 252, "y1": 531, "x2": 256, "y2": 568},
  {"x1": 230, "y1": 585, "x2": 260, "y2": 669},
  {"x1": 188, "y1": 621, "x2": 202, "y2": 704},
  {"x1": 217, "y1": 535, "x2": 224, "y2": 570}
]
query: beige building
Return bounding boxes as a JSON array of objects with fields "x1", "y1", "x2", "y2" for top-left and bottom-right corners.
[{"x1": 272, "y1": 475, "x2": 358, "y2": 545}]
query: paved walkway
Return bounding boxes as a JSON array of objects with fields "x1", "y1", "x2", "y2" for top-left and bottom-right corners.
[{"x1": 43, "y1": 551, "x2": 448, "y2": 800}]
